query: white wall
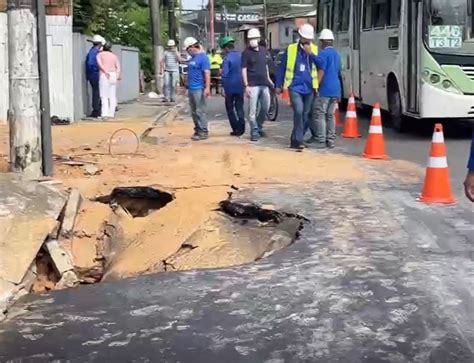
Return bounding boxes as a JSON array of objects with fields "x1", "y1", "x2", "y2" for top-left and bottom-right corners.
[
  {"x1": 46, "y1": 16, "x2": 74, "y2": 121},
  {"x1": 0, "y1": 13, "x2": 8, "y2": 124},
  {"x1": 0, "y1": 15, "x2": 74, "y2": 124}
]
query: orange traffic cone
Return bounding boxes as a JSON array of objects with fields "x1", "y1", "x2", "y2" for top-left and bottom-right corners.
[
  {"x1": 363, "y1": 103, "x2": 389, "y2": 160},
  {"x1": 341, "y1": 94, "x2": 361, "y2": 138},
  {"x1": 334, "y1": 102, "x2": 341, "y2": 127},
  {"x1": 418, "y1": 123, "x2": 456, "y2": 204}
]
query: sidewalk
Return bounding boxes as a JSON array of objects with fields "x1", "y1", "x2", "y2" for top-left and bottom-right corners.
[{"x1": 0, "y1": 99, "x2": 473, "y2": 361}]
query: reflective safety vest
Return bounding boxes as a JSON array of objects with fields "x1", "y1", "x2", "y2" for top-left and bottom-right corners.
[
  {"x1": 284, "y1": 43, "x2": 319, "y2": 90},
  {"x1": 210, "y1": 54, "x2": 223, "y2": 70}
]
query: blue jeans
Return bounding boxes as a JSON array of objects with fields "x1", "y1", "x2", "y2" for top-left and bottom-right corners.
[
  {"x1": 248, "y1": 86, "x2": 270, "y2": 138},
  {"x1": 315, "y1": 97, "x2": 338, "y2": 144},
  {"x1": 290, "y1": 91, "x2": 315, "y2": 146},
  {"x1": 188, "y1": 89, "x2": 208, "y2": 135},
  {"x1": 225, "y1": 92, "x2": 245, "y2": 135},
  {"x1": 164, "y1": 70, "x2": 179, "y2": 102}
]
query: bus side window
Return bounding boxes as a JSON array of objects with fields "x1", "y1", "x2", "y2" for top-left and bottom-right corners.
[
  {"x1": 373, "y1": 0, "x2": 389, "y2": 28},
  {"x1": 363, "y1": 0, "x2": 373, "y2": 30},
  {"x1": 341, "y1": 0, "x2": 351, "y2": 31},
  {"x1": 389, "y1": 0, "x2": 401, "y2": 26}
]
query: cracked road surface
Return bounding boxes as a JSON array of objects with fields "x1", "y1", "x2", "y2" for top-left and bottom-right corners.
[{"x1": 0, "y1": 98, "x2": 473, "y2": 362}]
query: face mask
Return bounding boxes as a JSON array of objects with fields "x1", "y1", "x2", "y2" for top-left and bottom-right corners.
[{"x1": 249, "y1": 39, "x2": 259, "y2": 48}]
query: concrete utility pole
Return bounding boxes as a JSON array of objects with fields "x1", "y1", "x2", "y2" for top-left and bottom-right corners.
[
  {"x1": 168, "y1": 0, "x2": 177, "y2": 41},
  {"x1": 150, "y1": 0, "x2": 163, "y2": 93},
  {"x1": 209, "y1": 0, "x2": 214, "y2": 49},
  {"x1": 7, "y1": 0, "x2": 43, "y2": 178}
]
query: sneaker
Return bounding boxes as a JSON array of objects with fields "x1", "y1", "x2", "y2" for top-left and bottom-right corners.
[
  {"x1": 290, "y1": 143, "x2": 305, "y2": 151},
  {"x1": 191, "y1": 134, "x2": 208, "y2": 141},
  {"x1": 305, "y1": 137, "x2": 318, "y2": 144},
  {"x1": 327, "y1": 141, "x2": 336, "y2": 149},
  {"x1": 259, "y1": 130, "x2": 267, "y2": 138},
  {"x1": 230, "y1": 131, "x2": 238, "y2": 136},
  {"x1": 314, "y1": 143, "x2": 327, "y2": 149},
  {"x1": 250, "y1": 135, "x2": 260, "y2": 142}
]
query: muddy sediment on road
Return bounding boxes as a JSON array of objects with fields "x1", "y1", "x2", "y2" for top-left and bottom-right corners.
[{"x1": 0, "y1": 118, "x2": 370, "y2": 297}]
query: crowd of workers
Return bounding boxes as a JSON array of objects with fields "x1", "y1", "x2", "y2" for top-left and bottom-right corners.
[{"x1": 175, "y1": 23, "x2": 341, "y2": 149}]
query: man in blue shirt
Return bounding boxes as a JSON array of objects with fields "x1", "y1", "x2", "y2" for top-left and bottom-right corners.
[
  {"x1": 464, "y1": 131, "x2": 474, "y2": 202},
  {"x1": 276, "y1": 24, "x2": 325, "y2": 150},
  {"x1": 313, "y1": 29, "x2": 342, "y2": 149},
  {"x1": 220, "y1": 36, "x2": 245, "y2": 136},
  {"x1": 183, "y1": 37, "x2": 211, "y2": 141},
  {"x1": 85, "y1": 35, "x2": 105, "y2": 118}
]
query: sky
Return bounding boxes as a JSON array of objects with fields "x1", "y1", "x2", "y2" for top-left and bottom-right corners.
[{"x1": 181, "y1": 0, "x2": 206, "y2": 10}]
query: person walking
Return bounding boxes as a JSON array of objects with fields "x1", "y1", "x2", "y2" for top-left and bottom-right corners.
[
  {"x1": 275, "y1": 24, "x2": 324, "y2": 150},
  {"x1": 241, "y1": 28, "x2": 274, "y2": 142},
  {"x1": 183, "y1": 37, "x2": 211, "y2": 141},
  {"x1": 464, "y1": 131, "x2": 474, "y2": 202},
  {"x1": 85, "y1": 35, "x2": 105, "y2": 118},
  {"x1": 220, "y1": 36, "x2": 245, "y2": 137},
  {"x1": 97, "y1": 42, "x2": 121, "y2": 120},
  {"x1": 209, "y1": 49, "x2": 223, "y2": 95},
  {"x1": 312, "y1": 29, "x2": 342, "y2": 149},
  {"x1": 161, "y1": 39, "x2": 180, "y2": 103}
]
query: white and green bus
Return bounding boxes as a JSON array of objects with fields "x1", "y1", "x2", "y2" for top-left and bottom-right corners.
[{"x1": 316, "y1": 0, "x2": 474, "y2": 131}]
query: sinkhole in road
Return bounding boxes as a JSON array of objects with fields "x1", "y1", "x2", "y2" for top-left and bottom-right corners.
[
  {"x1": 94, "y1": 186, "x2": 175, "y2": 218},
  {"x1": 31, "y1": 187, "x2": 308, "y2": 295}
]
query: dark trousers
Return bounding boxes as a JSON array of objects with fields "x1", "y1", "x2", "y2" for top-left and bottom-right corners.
[
  {"x1": 290, "y1": 91, "x2": 315, "y2": 146},
  {"x1": 89, "y1": 79, "x2": 101, "y2": 117},
  {"x1": 225, "y1": 92, "x2": 245, "y2": 135}
]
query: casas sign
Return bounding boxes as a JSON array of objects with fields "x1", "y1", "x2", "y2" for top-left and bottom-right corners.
[{"x1": 215, "y1": 13, "x2": 261, "y2": 23}]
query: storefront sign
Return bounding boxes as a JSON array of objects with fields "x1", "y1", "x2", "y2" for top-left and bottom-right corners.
[{"x1": 215, "y1": 13, "x2": 261, "y2": 23}]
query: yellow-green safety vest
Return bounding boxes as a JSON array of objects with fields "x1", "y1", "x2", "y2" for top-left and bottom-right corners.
[{"x1": 284, "y1": 43, "x2": 319, "y2": 90}]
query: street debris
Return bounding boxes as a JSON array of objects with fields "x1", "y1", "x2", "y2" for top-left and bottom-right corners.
[
  {"x1": 51, "y1": 115, "x2": 71, "y2": 126},
  {"x1": 60, "y1": 189, "x2": 83, "y2": 238},
  {"x1": 83, "y1": 163, "x2": 100, "y2": 176}
]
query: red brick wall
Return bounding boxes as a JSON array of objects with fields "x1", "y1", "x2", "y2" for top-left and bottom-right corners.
[{"x1": 45, "y1": 0, "x2": 72, "y2": 16}]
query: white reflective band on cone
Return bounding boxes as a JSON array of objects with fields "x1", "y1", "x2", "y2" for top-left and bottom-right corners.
[
  {"x1": 348, "y1": 98, "x2": 355, "y2": 104},
  {"x1": 432, "y1": 132, "x2": 445, "y2": 143},
  {"x1": 346, "y1": 111, "x2": 357, "y2": 118},
  {"x1": 372, "y1": 108, "x2": 381, "y2": 117},
  {"x1": 369, "y1": 125, "x2": 383, "y2": 134},
  {"x1": 428, "y1": 156, "x2": 448, "y2": 168}
]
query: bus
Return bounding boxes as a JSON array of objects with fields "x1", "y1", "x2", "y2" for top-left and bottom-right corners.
[{"x1": 316, "y1": 0, "x2": 474, "y2": 131}]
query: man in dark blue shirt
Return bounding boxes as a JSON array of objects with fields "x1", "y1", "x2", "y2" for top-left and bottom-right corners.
[
  {"x1": 220, "y1": 36, "x2": 245, "y2": 136},
  {"x1": 313, "y1": 29, "x2": 342, "y2": 149},
  {"x1": 184, "y1": 37, "x2": 211, "y2": 141},
  {"x1": 85, "y1": 35, "x2": 105, "y2": 118},
  {"x1": 464, "y1": 131, "x2": 474, "y2": 202}
]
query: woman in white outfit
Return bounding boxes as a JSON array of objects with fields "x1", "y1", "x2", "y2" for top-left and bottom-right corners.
[{"x1": 97, "y1": 43, "x2": 121, "y2": 119}]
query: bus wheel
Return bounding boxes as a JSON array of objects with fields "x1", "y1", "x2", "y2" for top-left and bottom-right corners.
[{"x1": 388, "y1": 87, "x2": 405, "y2": 133}]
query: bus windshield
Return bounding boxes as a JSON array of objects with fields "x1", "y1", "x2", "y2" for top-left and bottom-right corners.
[{"x1": 425, "y1": 0, "x2": 474, "y2": 55}]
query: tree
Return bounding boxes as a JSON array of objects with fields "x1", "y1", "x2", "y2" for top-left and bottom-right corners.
[{"x1": 73, "y1": 0, "x2": 168, "y2": 75}]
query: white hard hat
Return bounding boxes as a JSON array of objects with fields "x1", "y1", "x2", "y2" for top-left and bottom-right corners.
[
  {"x1": 319, "y1": 29, "x2": 335, "y2": 41},
  {"x1": 167, "y1": 39, "x2": 176, "y2": 47},
  {"x1": 298, "y1": 24, "x2": 315, "y2": 40},
  {"x1": 93, "y1": 35, "x2": 105, "y2": 44},
  {"x1": 183, "y1": 37, "x2": 198, "y2": 49},
  {"x1": 247, "y1": 28, "x2": 261, "y2": 39}
]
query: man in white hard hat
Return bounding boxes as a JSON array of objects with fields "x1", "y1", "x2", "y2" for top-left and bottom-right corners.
[
  {"x1": 275, "y1": 23, "x2": 324, "y2": 150},
  {"x1": 85, "y1": 35, "x2": 106, "y2": 118},
  {"x1": 313, "y1": 29, "x2": 341, "y2": 149},
  {"x1": 241, "y1": 28, "x2": 274, "y2": 142},
  {"x1": 183, "y1": 37, "x2": 211, "y2": 141},
  {"x1": 160, "y1": 39, "x2": 181, "y2": 103}
]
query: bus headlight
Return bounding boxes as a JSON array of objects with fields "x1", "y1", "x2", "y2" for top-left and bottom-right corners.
[
  {"x1": 442, "y1": 80, "x2": 452, "y2": 89},
  {"x1": 430, "y1": 74, "x2": 441, "y2": 84},
  {"x1": 422, "y1": 70, "x2": 430, "y2": 78}
]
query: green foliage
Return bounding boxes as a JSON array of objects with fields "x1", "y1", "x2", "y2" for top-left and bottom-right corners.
[{"x1": 73, "y1": 0, "x2": 167, "y2": 75}]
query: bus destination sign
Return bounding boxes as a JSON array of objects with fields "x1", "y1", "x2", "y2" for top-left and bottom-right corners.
[{"x1": 429, "y1": 26, "x2": 463, "y2": 48}]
